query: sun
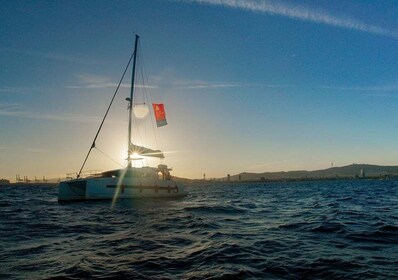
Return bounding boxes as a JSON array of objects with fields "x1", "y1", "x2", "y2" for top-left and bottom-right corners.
[{"x1": 132, "y1": 152, "x2": 140, "y2": 159}]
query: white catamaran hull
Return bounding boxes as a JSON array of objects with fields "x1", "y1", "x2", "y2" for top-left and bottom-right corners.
[{"x1": 58, "y1": 177, "x2": 186, "y2": 202}]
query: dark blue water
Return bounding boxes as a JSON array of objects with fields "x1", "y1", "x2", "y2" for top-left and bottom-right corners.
[{"x1": 0, "y1": 180, "x2": 397, "y2": 279}]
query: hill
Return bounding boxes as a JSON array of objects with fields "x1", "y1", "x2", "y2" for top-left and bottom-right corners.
[{"x1": 226, "y1": 164, "x2": 398, "y2": 182}]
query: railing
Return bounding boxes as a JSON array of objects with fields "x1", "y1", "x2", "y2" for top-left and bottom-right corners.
[{"x1": 66, "y1": 170, "x2": 102, "y2": 180}]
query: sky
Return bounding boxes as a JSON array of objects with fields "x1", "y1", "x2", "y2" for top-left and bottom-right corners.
[{"x1": 2, "y1": 0, "x2": 398, "y2": 181}]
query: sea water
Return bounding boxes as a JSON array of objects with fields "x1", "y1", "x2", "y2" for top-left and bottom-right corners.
[{"x1": 0, "y1": 180, "x2": 397, "y2": 279}]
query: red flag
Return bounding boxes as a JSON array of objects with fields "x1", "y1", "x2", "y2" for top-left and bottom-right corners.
[{"x1": 152, "y1": 103, "x2": 167, "y2": 127}]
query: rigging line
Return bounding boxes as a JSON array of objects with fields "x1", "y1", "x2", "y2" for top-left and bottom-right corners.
[
  {"x1": 139, "y1": 40, "x2": 163, "y2": 150},
  {"x1": 138, "y1": 69, "x2": 152, "y2": 150},
  {"x1": 95, "y1": 146, "x2": 124, "y2": 168},
  {"x1": 138, "y1": 48, "x2": 149, "y2": 147},
  {"x1": 135, "y1": 44, "x2": 145, "y2": 145},
  {"x1": 131, "y1": 42, "x2": 140, "y2": 144},
  {"x1": 133, "y1": 43, "x2": 147, "y2": 148},
  {"x1": 77, "y1": 44, "x2": 136, "y2": 178}
]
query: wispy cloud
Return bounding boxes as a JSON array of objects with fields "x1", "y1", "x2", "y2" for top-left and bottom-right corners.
[
  {"x1": 0, "y1": 146, "x2": 50, "y2": 153},
  {"x1": 171, "y1": 79, "x2": 244, "y2": 89},
  {"x1": 174, "y1": 81, "x2": 398, "y2": 94},
  {"x1": 0, "y1": 86, "x2": 47, "y2": 94},
  {"x1": 150, "y1": 70, "x2": 265, "y2": 90},
  {"x1": 69, "y1": 73, "x2": 249, "y2": 90},
  {"x1": 171, "y1": 79, "x2": 296, "y2": 90},
  {"x1": 26, "y1": 148, "x2": 50, "y2": 153},
  {"x1": 0, "y1": 102, "x2": 21, "y2": 111},
  {"x1": 68, "y1": 72, "x2": 398, "y2": 95},
  {"x1": 162, "y1": 76, "x2": 297, "y2": 90},
  {"x1": 315, "y1": 85, "x2": 398, "y2": 92},
  {"x1": 67, "y1": 73, "x2": 157, "y2": 89},
  {"x1": 187, "y1": 0, "x2": 398, "y2": 39},
  {"x1": 0, "y1": 102, "x2": 101, "y2": 123},
  {"x1": 265, "y1": 84, "x2": 296, "y2": 89},
  {"x1": 312, "y1": 85, "x2": 398, "y2": 98},
  {"x1": 0, "y1": 47, "x2": 101, "y2": 65},
  {"x1": 0, "y1": 86, "x2": 24, "y2": 93},
  {"x1": 366, "y1": 93, "x2": 398, "y2": 98}
]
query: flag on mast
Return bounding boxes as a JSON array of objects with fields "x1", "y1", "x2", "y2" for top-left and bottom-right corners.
[{"x1": 152, "y1": 103, "x2": 167, "y2": 127}]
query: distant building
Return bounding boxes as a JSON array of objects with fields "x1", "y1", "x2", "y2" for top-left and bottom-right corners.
[
  {"x1": 227, "y1": 174, "x2": 230, "y2": 182},
  {"x1": 238, "y1": 175, "x2": 241, "y2": 181}
]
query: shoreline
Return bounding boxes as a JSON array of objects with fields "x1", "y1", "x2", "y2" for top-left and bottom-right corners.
[
  {"x1": 0, "y1": 182, "x2": 58, "y2": 187},
  {"x1": 186, "y1": 176, "x2": 397, "y2": 185}
]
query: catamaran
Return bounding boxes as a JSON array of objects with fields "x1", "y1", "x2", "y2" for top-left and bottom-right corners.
[{"x1": 58, "y1": 35, "x2": 186, "y2": 201}]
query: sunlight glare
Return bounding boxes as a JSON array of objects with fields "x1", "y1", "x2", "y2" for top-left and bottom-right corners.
[{"x1": 132, "y1": 152, "x2": 140, "y2": 159}]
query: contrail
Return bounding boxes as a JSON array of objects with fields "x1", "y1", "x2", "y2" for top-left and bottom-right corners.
[{"x1": 186, "y1": 0, "x2": 398, "y2": 39}]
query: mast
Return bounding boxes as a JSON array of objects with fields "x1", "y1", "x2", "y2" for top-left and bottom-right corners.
[{"x1": 127, "y1": 35, "x2": 139, "y2": 168}]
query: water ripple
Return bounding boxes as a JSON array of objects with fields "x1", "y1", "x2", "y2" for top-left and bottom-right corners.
[{"x1": 0, "y1": 181, "x2": 397, "y2": 279}]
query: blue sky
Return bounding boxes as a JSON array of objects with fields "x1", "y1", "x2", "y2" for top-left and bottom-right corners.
[{"x1": 2, "y1": 0, "x2": 398, "y2": 180}]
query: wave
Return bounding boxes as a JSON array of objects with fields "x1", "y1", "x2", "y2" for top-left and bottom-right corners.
[
  {"x1": 183, "y1": 204, "x2": 247, "y2": 215},
  {"x1": 1, "y1": 180, "x2": 397, "y2": 279}
]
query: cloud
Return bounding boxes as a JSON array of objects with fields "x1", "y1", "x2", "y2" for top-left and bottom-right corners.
[
  {"x1": 0, "y1": 102, "x2": 101, "y2": 123},
  {"x1": 0, "y1": 86, "x2": 46, "y2": 94},
  {"x1": 313, "y1": 85, "x2": 398, "y2": 98},
  {"x1": 160, "y1": 76, "x2": 296, "y2": 90},
  {"x1": 170, "y1": 79, "x2": 296, "y2": 90},
  {"x1": 0, "y1": 102, "x2": 21, "y2": 111},
  {"x1": 68, "y1": 72, "x2": 398, "y2": 96},
  {"x1": 26, "y1": 148, "x2": 50, "y2": 153},
  {"x1": 315, "y1": 85, "x2": 398, "y2": 92},
  {"x1": 366, "y1": 93, "x2": 398, "y2": 98},
  {"x1": 0, "y1": 47, "x2": 101, "y2": 65},
  {"x1": 69, "y1": 73, "x2": 248, "y2": 90},
  {"x1": 0, "y1": 87, "x2": 24, "y2": 93},
  {"x1": 67, "y1": 73, "x2": 157, "y2": 89},
  {"x1": 150, "y1": 70, "x2": 265, "y2": 90},
  {"x1": 187, "y1": 0, "x2": 398, "y2": 39},
  {"x1": 171, "y1": 79, "x2": 244, "y2": 89}
]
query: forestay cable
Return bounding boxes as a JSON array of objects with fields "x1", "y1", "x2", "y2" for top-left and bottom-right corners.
[{"x1": 77, "y1": 44, "x2": 136, "y2": 178}]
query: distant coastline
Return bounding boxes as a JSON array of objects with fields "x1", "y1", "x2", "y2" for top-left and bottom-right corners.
[
  {"x1": 186, "y1": 175, "x2": 395, "y2": 185},
  {"x1": 178, "y1": 163, "x2": 398, "y2": 184},
  {"x1": 0, "y1": 182, "x2": 58, "y2": 187},
  {"x1": 2, "y1": 163, "x2": 398, "y2": 186}
]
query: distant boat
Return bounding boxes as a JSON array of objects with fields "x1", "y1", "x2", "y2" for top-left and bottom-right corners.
[{"x1": 58, "y1": 35, "x2": 186, "y2": 202}]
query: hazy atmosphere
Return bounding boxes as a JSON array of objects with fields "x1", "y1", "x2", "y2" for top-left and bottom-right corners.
[{"x1": 2, "y1": 0, "x2": 398, "y2": 180}]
